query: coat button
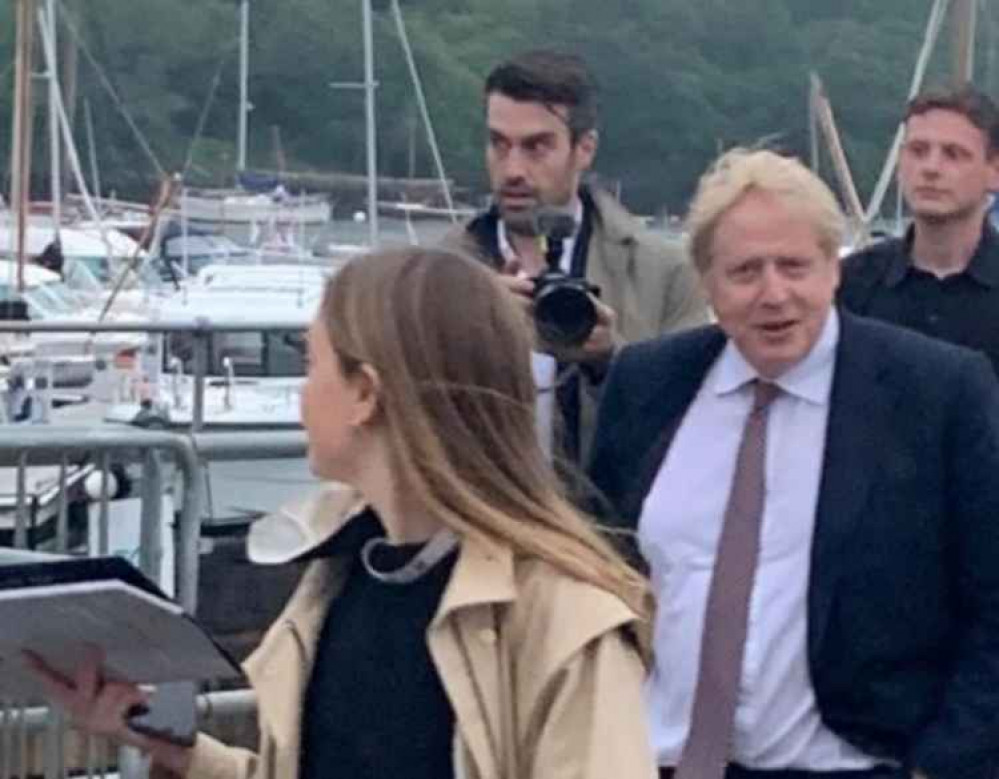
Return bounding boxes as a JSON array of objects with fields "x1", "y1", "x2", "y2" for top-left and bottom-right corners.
[{"x1": 478, "y1": 628, "x2": 498, "y2": 645}]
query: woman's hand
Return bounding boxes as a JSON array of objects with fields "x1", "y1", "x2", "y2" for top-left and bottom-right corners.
[{"x1": 24, "y1": 649, "x2": 193, "y2": 775}]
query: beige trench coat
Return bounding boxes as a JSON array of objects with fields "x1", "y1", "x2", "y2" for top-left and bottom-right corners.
[{"x1": 183, "y1": 487, "x2": 657, "y2": 779}]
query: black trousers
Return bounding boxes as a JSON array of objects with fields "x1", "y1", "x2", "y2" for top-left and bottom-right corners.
[{"x1": 658, "y1": 766, "x2": 908, "y2": 779}]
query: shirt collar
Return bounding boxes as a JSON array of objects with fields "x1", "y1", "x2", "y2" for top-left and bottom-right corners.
[
  {"x1": 887, "y1": 219, "x2": 999, "y2": 288},
  {"x1": 497, "y1": 198, "x2": 584, "y2": 266},
  {"x1": 712, "y1": 308, "x2": 839, "y2": 406}
]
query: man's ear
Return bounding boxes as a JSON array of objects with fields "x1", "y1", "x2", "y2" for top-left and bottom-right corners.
[
  {"x1": 574, "y1": 130, "x2": 599, "y2": 171},
  {"x1": 349, "y1": 363, "x2": 382, "y2": 427},
  {"x1": 987, "y1": 150, "x2": 999, "y2": 192}
]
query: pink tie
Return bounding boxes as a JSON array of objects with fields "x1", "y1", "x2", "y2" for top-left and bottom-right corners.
[{"x1": 675, "y1": 381, "x2": 780, "y2": 779}]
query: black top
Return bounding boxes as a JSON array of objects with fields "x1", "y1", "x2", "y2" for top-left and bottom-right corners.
[
  {"x1": 839, "y1": 220, "x2": 999, "y2": 377},
  {"x1": 299, "y1": 515, "x2": 458, "y2": 779}
]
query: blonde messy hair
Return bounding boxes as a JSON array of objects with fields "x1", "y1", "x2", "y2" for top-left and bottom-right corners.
[
  {"x1": 319, "y1": 247, "x2": 648, "y2": 617},
  {"x1": 686, "y1": 148, "x2": 846, "y2": 273}
]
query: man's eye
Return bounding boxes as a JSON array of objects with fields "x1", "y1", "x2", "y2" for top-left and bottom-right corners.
[
  {"x1": 523, "y1": 138, "x2": 553, "y2": 156},
  {"x1": 779, "y1": 259, "x2": 810, "y2": 276}
]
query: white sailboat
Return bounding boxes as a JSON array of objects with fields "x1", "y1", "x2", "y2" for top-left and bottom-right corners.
[{"x1": 174, "y1": 0, "x2": 331, "y2": 228}]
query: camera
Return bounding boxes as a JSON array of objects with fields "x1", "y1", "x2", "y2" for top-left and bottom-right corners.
[
  {"x1": 530, "y1": 209, "x2": 599, "y2": 348},
  {"x1": 533, "y1": 271, "x2": 599, "y2": 348}
]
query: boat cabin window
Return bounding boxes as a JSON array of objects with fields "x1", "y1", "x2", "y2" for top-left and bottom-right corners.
[
  {"x1": 69, "y1": 255, "x2": 113, "y2": 285},
  {"x1": 20, "y1": 281, "x2": 83, "y2": 318},
  {"x1": 62, "y1": 260, "x2": 107, "y2": 297},
  {"x1": 165, "y1": 330, "x2": 306, "y2": 377}
]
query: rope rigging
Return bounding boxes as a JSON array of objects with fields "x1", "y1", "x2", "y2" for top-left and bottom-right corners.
[
  {"x1": 182, "y1": 40, "x2": 240, "y2": 180},
  {"x1": 55, "y1": 0, "x2": 167, "y2": 179}
]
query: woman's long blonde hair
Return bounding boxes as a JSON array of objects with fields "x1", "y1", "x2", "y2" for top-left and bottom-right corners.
[{"x1": 320, "y1": 247, "x2": 648, "y2": 617}]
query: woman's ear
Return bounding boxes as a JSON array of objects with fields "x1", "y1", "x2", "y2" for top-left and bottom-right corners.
[{"x1": 348, "y1": 363, "x2": 382, "y2": 428}]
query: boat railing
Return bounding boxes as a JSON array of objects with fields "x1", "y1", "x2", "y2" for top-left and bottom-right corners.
[{"x1": 0, "y1": 319, "x2": 308, "y2": 432}]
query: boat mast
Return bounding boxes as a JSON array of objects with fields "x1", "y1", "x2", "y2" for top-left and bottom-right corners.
[
  {"x1": 863, "y1": 0, "x2": 949, "y2": 225},
  {"x1": 952, "y1": 0, "x2": 978, "y2": 85},
  {"x1": 45, "y1": 0, "x2": 62, "y2": 234},
  {"x1": 389, "y1": 0, "x2": 458, "y2": 222},
  {"x1": 9, "y1": 0, "x2": 38, "y2": 293},
  {"x1": 237, "y1": 0, "x2": 250, "y2": 176},
  {"x1": 809, "y1": 73, "x2": 866, "y2": 243},
  {"x1": 362, "y1": 0, "x2": 379, "y2": 246}
]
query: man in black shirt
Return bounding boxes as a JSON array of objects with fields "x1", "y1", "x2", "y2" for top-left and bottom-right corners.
[{"x1": 839, "y1": 85, "x2": 999, "y2": 376}]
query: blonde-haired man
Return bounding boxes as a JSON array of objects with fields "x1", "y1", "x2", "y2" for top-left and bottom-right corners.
[{"x1": 590, "y1": 148, "x2": 999, "y2": 779}]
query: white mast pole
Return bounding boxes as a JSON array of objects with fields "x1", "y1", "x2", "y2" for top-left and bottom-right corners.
[
  {"x1": 237, "y1": 0, "x2": 250, "y2": 175},
  {"x1": 363, "y1": 0, "x2": 378, "y2": 246},
  {"x1": 45, "y1": 0, "x2": 61, "y2": 232},
  {"x1": 952, "y1": 0, "x2": 978, "y2": 85},
  {"x1": 11, "y1": 0, "x2": 37, "y2": 293}
]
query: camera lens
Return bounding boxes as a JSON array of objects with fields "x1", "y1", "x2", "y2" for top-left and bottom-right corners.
[{"x1": 534, "y1": 283, "x2": 597, "y2": 347}]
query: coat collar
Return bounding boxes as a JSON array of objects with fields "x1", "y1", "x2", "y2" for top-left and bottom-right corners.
[
  {"x1": 617, "y1": 327, "x2": 727, "y2": 526},
  {"x1": 434, "y1": 535, "x2": 517, "y2": 623},
  {"x1": 246, "y1": 482, "x2": 368, "y2": 564},
  {"x1": 586, "y1": 185, "x2": 646, "y2": 246},
  {"x1": 463, "y1": 183, "x2": 643, "y2": 260}
]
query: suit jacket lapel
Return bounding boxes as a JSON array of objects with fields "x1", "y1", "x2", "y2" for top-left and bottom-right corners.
[
  {"x1": 808, "y1": 313, "x2": 896, "y2": 654},
  {"x1": 618, "y1": 329, "x2": 727, "y2": 527}
]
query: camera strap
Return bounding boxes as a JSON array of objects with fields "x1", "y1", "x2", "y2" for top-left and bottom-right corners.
[
  {"x1": 569, "y1": 188, "x2": 596, "y2": 280},
  {"x1": 554, "y1": 189, "x2": 597, "y2": 463}
]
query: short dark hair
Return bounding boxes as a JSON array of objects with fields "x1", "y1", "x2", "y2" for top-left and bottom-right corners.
[
  {"x1": 484, "y1": 50, "x2": 599, "y2": 142},
  {"x1": 906, "y1": 84, "x2": 999, "y2": 155}
]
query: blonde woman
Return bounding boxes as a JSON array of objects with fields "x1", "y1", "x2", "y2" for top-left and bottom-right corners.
[{"x1": 31, "y1": 248, "x2": 656, "y2": 779}]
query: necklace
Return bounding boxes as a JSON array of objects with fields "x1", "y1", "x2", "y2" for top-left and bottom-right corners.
[{"x1": 359, "y1": 527, "x2": 459, "y2": 585}]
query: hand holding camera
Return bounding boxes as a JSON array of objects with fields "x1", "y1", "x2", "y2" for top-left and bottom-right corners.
[{"x1": 527, "y1": 210, "x2": 617, "y2": 368}]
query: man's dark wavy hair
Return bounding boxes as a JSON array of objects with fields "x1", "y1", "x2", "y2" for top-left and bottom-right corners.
[
  {"x1": 484, "y1": 50, "x2": 599, "y2": 143},
  {"x1": 906, "y1": 84, "x2": 999, "y2": 155}
]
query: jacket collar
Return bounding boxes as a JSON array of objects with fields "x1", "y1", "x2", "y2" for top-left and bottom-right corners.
[
  {"x1": 246, "y1": 483, "x2": 368, "y2": 565},
  {"x1": 433, "y1": 535, "x2": 517, "y2": 625},
  {"x1": 585, "y1": 185, "x2": 645, "y2": 246},
  {"x1": 249, "y1": 482, "x2": 518, "y2": 613},
  {"x1": 464, "y1": 183, "x2": 643, "y2": 260}
]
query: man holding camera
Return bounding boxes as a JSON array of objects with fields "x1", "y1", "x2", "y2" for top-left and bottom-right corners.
[{"x1": 445, "y1": 49, "x2": 708, "y2": 462}]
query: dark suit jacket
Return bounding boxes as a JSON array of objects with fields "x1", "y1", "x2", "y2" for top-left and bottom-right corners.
[{"x1": 588, "y1": 310, "x2": 999, "y2": 779}]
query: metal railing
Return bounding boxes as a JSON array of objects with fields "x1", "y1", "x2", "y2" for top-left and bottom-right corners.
[
  {"x1": 0, "y1": 426, "x2": 203, "y2": 610},
  {"x1": 0, "y1": 424, "x2": 308, "y2": 778},
  {"x1": 0, "y1": 320, "x2": 308, "y2": 432}
]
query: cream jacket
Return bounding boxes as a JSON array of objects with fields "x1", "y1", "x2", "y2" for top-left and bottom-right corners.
[{"x1": 183, "y1": 486, "x2": 657, "y2": 779}]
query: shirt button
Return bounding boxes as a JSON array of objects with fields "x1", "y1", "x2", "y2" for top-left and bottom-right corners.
[{"x1": 478, "y1": 628, "x2": 498, "y2": 646}]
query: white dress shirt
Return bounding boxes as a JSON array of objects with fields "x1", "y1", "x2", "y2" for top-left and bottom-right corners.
[{"x1": 639, "y1": 310, "x2": 878, "y2": 770}]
